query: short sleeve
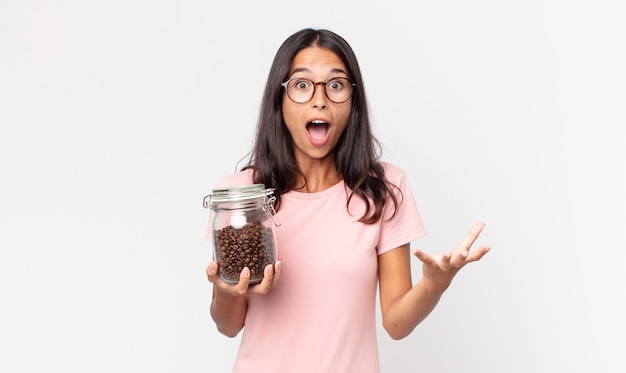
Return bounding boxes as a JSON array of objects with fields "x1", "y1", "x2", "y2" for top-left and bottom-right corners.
[{"x1": 376, "y1": 163, "x2": 427, "y2": 255}]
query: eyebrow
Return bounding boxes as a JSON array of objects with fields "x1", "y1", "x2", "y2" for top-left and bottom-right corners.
[{"x1": 290, "y1": 67, "x2": 348, "y2": 77}]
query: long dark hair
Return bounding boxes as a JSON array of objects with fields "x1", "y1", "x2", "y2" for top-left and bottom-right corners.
[{"x1": 243, "y1": 28, "x2": 399, "y2": 224}]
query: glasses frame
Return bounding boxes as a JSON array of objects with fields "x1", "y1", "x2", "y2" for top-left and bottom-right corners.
[{"x1": 280, "y1": 77, "x2": 357, "y2": 104}]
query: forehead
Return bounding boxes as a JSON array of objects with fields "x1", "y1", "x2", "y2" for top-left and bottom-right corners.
[{"x1": 289, "y1": 46, "x2": 348, "y2": 76}]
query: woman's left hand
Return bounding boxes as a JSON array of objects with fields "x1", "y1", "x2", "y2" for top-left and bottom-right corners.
[{"x1": 413, "y1": 221, "x2": 491, "y2": 294}]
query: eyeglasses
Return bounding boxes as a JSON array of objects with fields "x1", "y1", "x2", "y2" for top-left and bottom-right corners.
[{"x1": 281, "y1": 77, "x2": 356, "y2": 104}]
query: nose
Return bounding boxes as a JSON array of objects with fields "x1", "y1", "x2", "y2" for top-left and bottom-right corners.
[{"x1": 311, "y1": 82, "x2": 328, "y2": 109}]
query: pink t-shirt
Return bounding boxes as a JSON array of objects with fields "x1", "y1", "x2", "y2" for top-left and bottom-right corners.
[{"x1": 207, "y1": 163, "x2": 426, "y2": 373}]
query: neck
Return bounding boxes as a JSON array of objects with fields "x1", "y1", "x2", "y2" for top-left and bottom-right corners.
[{"x1": 293, "y1": 157, "x2": 342, "y2": 193}]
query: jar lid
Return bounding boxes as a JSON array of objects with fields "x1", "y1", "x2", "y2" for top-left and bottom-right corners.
[
  {"x1": 211, "y1": 184, "x2": 267, "y2": 203},
  {"x1": 203, "y1": 184, "x2": 281, "y2": 227},
  {"x1": 203, "y1": 184, "x2": 275, "y2": 209}
]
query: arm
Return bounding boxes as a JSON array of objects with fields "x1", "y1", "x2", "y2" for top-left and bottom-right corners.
[
  {"x1": 206, "y1": 259, "x2": 282, "y2": 337},
  {"x1": 378, "y1": 222, "x2": 490, "y2": 340},
  {"x1": 209, "y1": 284, "x2": 247, "y2": 338}
]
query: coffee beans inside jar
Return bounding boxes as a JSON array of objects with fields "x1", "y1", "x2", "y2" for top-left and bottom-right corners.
[{"x1": 215, "y1": 221, "x2": 275, "y2": 285}]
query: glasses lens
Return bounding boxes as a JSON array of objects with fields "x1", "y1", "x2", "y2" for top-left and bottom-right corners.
[
  {"x1": 325, "y1": 78, "x2": 352, "y2": 103},
  {"x1": 286, "y1": 79, "x2": 314, "y2": 103}
]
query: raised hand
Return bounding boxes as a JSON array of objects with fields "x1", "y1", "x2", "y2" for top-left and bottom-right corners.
[{"x1": 413, "y1": 222, "x2": 490, "y2": 294}]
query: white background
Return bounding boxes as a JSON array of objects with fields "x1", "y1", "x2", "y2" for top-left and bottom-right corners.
[{"x1": 1, "y1": 1, "x2": 625, "y2": 372}]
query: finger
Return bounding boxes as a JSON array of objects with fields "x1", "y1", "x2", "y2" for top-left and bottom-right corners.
[
  {"x1": 232, "y1": 267, "x2": 251, "y2": 295},
  {"x1": 466, "y1": 244, "x2": 491, "y2": 263},
  {"x1": 271, "y1": 259, "x2": 282, "y2": 287},
  {"x1": 249, "y1": 264, "x2": 275, "y2": 294},
  {"x1": 413, "y1": 249, "x2": 436, "y2": 266},
  {"x1": 449, "y1": 249, "x2": 469, "y2": 268},
  {"x1": 414, "y1": 249, "x2": 451, "y2": 271},
  {"x1": 440, "y1": 252, "x2": 452, "y2": 271},
  {"x1": 206, "y1": 261, "x2": 220, "y2": 283},
  {"x1": 457, "y1": 222, "x2": 486, "y2": 252}
]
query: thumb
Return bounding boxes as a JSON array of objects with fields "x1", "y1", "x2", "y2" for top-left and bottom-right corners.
[
  {"x1": 206, "y1": 261, "x2": 219, "y2": 281},
  {"x1": 413, "y1": 249, "x2": 431, "y2": 264}
]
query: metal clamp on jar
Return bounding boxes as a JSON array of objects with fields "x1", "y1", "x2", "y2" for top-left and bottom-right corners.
[{"x1": 204, "y1": 184, "x2": 280, "y2": 285}]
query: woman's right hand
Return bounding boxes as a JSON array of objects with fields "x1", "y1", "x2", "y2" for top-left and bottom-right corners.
[{"x1": 206, "y1": 258, "x2": 282, "y2": 296}]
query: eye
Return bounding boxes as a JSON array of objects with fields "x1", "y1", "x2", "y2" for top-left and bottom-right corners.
[
  {"x1": 327, "y1": 79, "x2": 345, "y2": 91},
  {"x1": 292, "y1": 79, "x2": 311, "y2": 91}
]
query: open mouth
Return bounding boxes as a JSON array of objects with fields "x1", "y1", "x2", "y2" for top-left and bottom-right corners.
[{"x1": 306, "y1": 120, "x2": 329, "y2": 141}]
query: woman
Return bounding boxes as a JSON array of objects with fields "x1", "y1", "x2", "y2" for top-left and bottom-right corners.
[{"x1": 206, "y1": 28, "x2": 490, "y2": 372}]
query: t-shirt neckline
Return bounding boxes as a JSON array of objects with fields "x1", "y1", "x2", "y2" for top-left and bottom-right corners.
[{"x1": 285, "y1": 179, "x2": 346, "y2": 199}]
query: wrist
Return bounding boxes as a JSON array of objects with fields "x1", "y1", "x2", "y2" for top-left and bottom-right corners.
[{"x1": 417, "y1": 277, "x2": 448, "y2": 299}]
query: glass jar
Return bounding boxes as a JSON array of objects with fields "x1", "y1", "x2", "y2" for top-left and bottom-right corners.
[{"x1": 203, "y1": 184, "x2": 279, "y2": 285}]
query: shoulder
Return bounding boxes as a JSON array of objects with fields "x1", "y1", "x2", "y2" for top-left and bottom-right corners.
[
  {"x1": 380, "y1": 162, "x2": 404, "y2": 175},
  {"x1": 380, "y1": 162, "x2": 409, "y2": 184},
  {"x1": 214, "y1": 168, "x2": 255, "y2": 189}
]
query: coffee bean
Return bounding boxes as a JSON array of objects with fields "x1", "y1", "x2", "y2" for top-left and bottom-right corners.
[{"x1": 214, "y1": 222, "x2": 275, "y2": 285}]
